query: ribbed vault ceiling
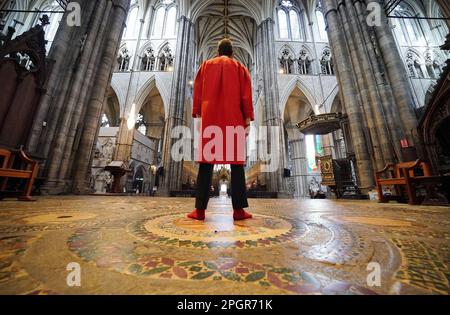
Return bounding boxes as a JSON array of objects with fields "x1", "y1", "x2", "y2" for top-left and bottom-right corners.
[{"x1": 194, "y1": 0, "x2": 256, "y2": 68}]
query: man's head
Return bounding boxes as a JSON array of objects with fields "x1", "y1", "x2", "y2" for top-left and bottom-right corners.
[{"x1": 218, "y1": 38, "x2": 233, "y2": 57}]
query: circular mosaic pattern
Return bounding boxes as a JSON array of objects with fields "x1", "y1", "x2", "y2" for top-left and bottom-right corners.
[
  {"x1": 129, "y1": 212, "x2": 307, "y2": 248},
  {"x1": 67, "y1": 227, "x2": 377, "y2": 295}
]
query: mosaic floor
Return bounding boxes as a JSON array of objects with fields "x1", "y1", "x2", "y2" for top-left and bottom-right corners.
[{"x1": 0, "y1": 196, "x2": 449, "y2": 295}]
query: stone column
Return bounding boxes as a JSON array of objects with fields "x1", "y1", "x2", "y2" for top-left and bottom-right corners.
[
  {"x1": 323, "y1": 0, "x2": 375, "y2": 191},
  {"x1": 158, "y1": 16, "x2": 194, "y2": 195},
  {"x1": 338, "y1": 0, "x2": 390, "y2": 170},
  {"x1": 256, "y1": 18, "x2": 290, "y2": 196},
  {"x1": 321, "y1": 133, "x2": 334, "y2": 157},
  {"x1": 352, "y1": 0, "x2": 403, "y2": 160},
  {"x1": 367, "y1": 0, "x2": 417, "y2": 145},
  {"x1": 289, "y1": 137, "x2": 308, "y2": 198},
  {"x1": 27, "y1": 0, "x2": 95, "y2": 154},
  {"x1": 28, "y1": 0, "x2": 131, "y2": 194}
]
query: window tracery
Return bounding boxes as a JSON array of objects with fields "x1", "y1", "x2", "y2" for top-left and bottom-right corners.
[
  {"x1": 279, "y1": 48, "x2": 295, "y2": 74},
  {"x1": 141, "y1": 48, "x2": 156, "y2": 71},
  {"x1": 298, "y1": 49, "x2": 312, "y2": 75},
  {"x1": 158, "y1": 46, "x2": 174, "y2": 71},
  {"x1": 152, "y1": 0, "x2": 177, "y2": 39},
  {"x1": 276, "y1": 0, "x2": 305, "y2": 41}
]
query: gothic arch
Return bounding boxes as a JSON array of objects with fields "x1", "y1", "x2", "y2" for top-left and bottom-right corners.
[
  {"x1": 156, "y1": 43, "x2": 175, "y2": 71},
  {"x1": 324, "y1": 86, "x2": 340, "y2": 113},
  {"x1": 134, "y1": 75, "x2": 170, "y2": 118},
  {"x1": 109, "y1": 77, "x2": 127, "y2": 116},
  {"x1": 134, "y1": 75, "x2": 158, "y2": 114},
  {"x1": 279, "y1": 44, "x2": 296, "y2": 74},
  {"x1": 138, "y1": 41, "x2": 154, "y2": 57},
  {"x1": 103, "y1": 87, "x2": 121, "y2": 127},
  {"x1": 280, "y1": 77, "x2": 316, "y2": 116}
]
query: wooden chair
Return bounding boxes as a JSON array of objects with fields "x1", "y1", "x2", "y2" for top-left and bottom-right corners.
[
  {"x1": 0, "y1": 148, "x2": 38, "y2": 201},
  {"x1": 376, "y1": 159, "x2": 432, "y2": 205}
]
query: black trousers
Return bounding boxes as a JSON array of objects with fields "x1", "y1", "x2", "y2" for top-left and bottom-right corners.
[{"x1": 195, "y1": 163, "x2": 249, "y2": 210}]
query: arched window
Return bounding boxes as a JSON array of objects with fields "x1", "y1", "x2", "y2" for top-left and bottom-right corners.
[
  {"x1": 392, "y1": 17, "x2": 407, "y2": 45},
  {"x1": 321, "y1": 48, "x2": 334, "y2": 75},
  {"x1": 276, "y1": 1, "x2": 305, "y2": 41},
  {"x1": 279, "y1": 48, "x2": 294, "y2": 74},
  {"x1": 290, "y1": 10, "x2": 301, "y2": 40},
  {"x1": 118, "y1": 48, "x2": 131, "y2": 72},
  {"x1": 152, "y1": 7, "x2": 165, "y2": 38},
  {"x1": 141, "y1": 48, "x2": 156, "y2": 71},
  {"x1": 151, "y1": 0, "x2": 177, "y2": 39},
  {"x1": 394, "y1": 4, "x2": 426, "y2": 45},
  {"x1": 165, "y1": 6, "x2": 177, "y2": 37},
  {"x1": 278, "y1": 10, "x2": 289, "y2": 39},
  {"x1": 124, "y1": 7, "x2": 139, "y2": 39},
  {"x1": 316, "y1": 10, "x2": 328, "y2": 41},
  {"x1": 298, "y1": 48, "x2": 312, "y2": 75},
  {"x1": 158, "y1": 46, "x2": 174, "y2": 71}
]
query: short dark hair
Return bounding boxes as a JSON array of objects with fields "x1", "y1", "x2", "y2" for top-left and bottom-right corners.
[{"x1": 218, "y1": 38, "x2": 233, "y2": 57}]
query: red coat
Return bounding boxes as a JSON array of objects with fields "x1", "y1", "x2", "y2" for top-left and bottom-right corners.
[{"x1": 193, "y1": 56, "x2": 254, "y2": 165}]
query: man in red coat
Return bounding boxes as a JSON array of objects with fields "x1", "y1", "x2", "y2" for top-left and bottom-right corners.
[{"x1": 187, "y1": 38, "x2": 254, "y2": 221}]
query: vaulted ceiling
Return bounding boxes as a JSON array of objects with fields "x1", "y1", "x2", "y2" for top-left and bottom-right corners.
[
  {"x1": 189, "y1": 0, "x2": 321, "y2": 68},
  {"x1": 194, "y1": 0, "x2": 256, "y2": 68}
]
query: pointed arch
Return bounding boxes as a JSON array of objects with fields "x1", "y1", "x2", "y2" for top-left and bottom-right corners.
[
  {"x1": 279, "y1": 76, "x2": 316, "y2": 116},
  {"x1": 279, "y1": 44, "x2": 296, "y2": 74}
]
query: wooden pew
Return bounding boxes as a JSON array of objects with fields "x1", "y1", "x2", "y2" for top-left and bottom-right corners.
[
  {"x1": 376, "y1": 159, "x2": 432, "y2": 205},
  {"x1": 0, "y1": 148, "x2": 38, "y2": 201}
]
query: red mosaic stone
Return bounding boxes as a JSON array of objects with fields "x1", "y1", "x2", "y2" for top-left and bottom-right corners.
[
  {"x1": 173, "y1": 267, "x2": 188, "y2": 279},
  {"x1": 159, "y1": 273, "x2": 173, "y2": 279},
  {"x1": 236, "y1": 267, "x2": 249, "y2": 274},
  {"x1": 162, "y1": 257, "x2": 175, "y2": 266},
  {"x1": 145, "y1": 261, "x2": 158, "y2": 268},
  {"x1": 267, "y1": 272, "x2": 284, "y2": 288},
  {"x1": 241, "y1": 262, "x2": 264, "y2": 270}
]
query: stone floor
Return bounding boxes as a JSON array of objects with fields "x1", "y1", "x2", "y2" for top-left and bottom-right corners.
[{"x1": 0, "y1": 196, "x2": 449, "y2": 295}]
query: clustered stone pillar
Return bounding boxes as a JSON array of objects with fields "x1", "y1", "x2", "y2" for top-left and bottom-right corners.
[
  {"x1": 289, "y1": 137, "x2": 309, "y2": 198},
  {"x1": 158, "y1": 16, "x2": 195, "y2": 195},
  {"x1": 256, "y1": 18, "x2": 290, "y2": 196},
  {"x1": 322, "y1": 0, "x2": 418, "y2": 192},
  {"x1": 26, "y1": 0, "x2": 131, "y2": 194}
]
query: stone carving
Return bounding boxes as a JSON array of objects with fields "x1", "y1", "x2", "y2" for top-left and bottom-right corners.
[{"x1": 94, "y1": 170, "x2": 112, "y2": 194}]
